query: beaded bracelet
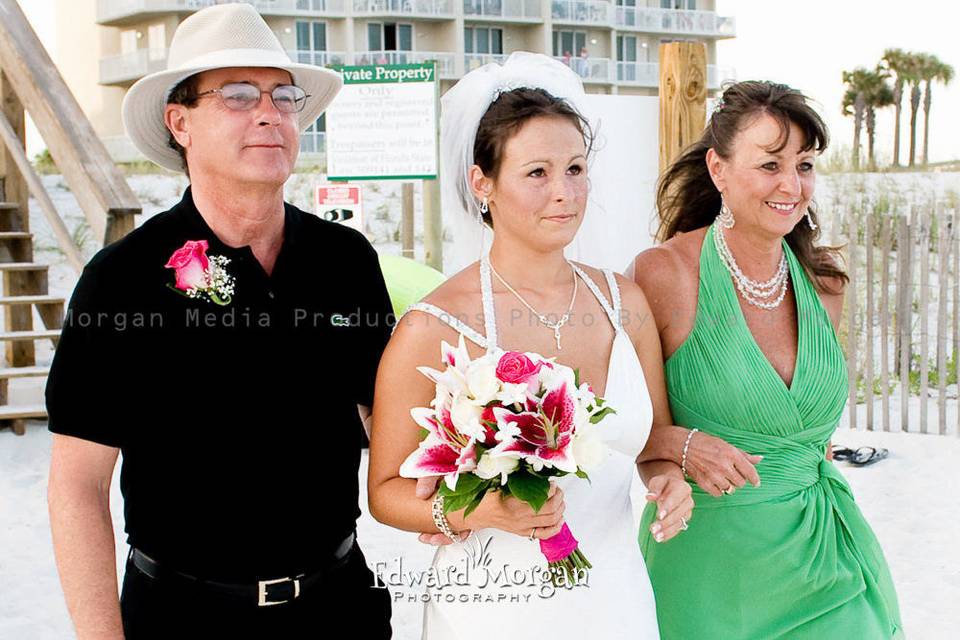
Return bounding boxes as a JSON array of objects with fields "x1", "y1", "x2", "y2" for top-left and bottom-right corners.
[
  {"x1": 681, "y1": 428, "x2": 699, "y2": 477},
  {"x1": 431, "y1": 493, "x2": 462, "y2": 543}
]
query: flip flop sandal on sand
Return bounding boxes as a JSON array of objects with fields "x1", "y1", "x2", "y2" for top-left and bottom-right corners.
[
  {"x1": 831, "y1": 445, "x2": 856, "y2": 461},
  {"x1": 848, "y1": 446, "x2": 889, "y2": 466}
]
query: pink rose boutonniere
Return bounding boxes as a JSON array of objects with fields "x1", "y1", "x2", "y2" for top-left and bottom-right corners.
[{"x1": 165, "y1": 240, "x2": 236, "y2": 306}]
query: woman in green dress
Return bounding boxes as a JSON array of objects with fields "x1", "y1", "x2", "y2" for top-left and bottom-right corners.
[{"x1": 630, "y1": 81, "x2": 903, "y2": 638}]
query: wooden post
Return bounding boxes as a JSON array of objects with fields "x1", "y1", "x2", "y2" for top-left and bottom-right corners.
[
  {"x1": 865, "y1": 213, "x2": 875, "y2": 430},
  {"x1": 658, "y1": 42, "x2": 707, "y2": 177},
  {"x1": 919, "y1": 210, "x2": 930, "y2": 434},
  {"x1": 898, "y1": 211, "x2": 913, "y2": 432},
  {"x1": 0, "y1": 70, "x2": 27, "y2": 225},
  {"x1": 422, "y1": 178, "x2": 443, "y2": 272},
  {"x1": 880, "y1": 215, "x2": 892, "y2": 431},
  {"x1": 936, "y1": 207, "x2": 949, "y2": 435},
  {"x1": 846, "y1": 206, "x2": 858, "y2": 431},
  {"x1": 401, "y1": 182, "x2": 414, "y2": 259}
]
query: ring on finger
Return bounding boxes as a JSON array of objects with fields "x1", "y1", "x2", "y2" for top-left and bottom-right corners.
[
  {"x1": 528, "y1": 527, "x2": 537, "y2": 541},
  {"x1": 680, "y1": 516, "x2": 689, "y2": 531},
  {"x1": 723, "y1": 486, "x2": 735, "y2": 495}
]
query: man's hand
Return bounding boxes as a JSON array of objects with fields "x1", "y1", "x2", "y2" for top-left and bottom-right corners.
[{"x1": 415, "y1": 477, "x2": 472, "y2": 545}]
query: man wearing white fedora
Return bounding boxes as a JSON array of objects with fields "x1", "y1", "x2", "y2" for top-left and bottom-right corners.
[{"x1": 46, "y1": 4, "x2": 394, "y2": 637}]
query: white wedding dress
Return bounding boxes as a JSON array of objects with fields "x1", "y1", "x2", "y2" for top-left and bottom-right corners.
[{"x1": 404, "y1": 253, "x2": 661, "y2": 640}]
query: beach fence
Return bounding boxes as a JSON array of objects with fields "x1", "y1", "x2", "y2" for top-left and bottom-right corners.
[{"x1": 826, "y1": 193, "x2": 960, "y2": 436}]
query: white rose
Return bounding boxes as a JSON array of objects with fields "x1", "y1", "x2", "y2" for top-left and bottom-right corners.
[
  {"x1": 476, "y1": 452, "x2": 519, "y2": 484},
  {"x1": 451, "y1": 393, "x2": 484, "y2": 439},
  {"x1": 572, "y1": 428, "x2": 606, "y2": 472},
  {"x1": 465, "y1": 359, "x2": 500, "y2": 405}
]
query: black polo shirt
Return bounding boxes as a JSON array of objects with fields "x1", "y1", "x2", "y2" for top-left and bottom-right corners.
[{"x1": 46, "y1": 187, "x2": 394, "y2": 580}]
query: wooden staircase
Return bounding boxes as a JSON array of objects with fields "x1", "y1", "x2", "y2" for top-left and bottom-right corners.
[
  {"x1": 0, "y1": 201, "x2": 65, "y2": 434},
  {"x1": 0, "y1": 0, "x2": 141, "y2": 436}
]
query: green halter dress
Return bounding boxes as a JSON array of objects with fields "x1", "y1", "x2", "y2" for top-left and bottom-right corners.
[{"x1": 639, "y1": 224, "x2": 903, "y2": 639}]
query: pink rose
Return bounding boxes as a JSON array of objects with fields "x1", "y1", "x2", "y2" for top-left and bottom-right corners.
[
  {"x1": 165, "y1": 240, "x2": 210, "y2": 291},
  {"x1": 496, "y1": 352, "x2": 543, "y2": 384}
]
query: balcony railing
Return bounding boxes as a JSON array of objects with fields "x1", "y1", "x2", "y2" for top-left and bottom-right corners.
[
  {"x1": 464, "y1": 53, "x2": 507, "y2": 73},
  {"x1": 554, "y1": 55, "x2": 613, "y2": 83},
  {"x1": 288, "y1": 50, "x2": 348, "y2": 67},
  {"x1": 551, "y1": 0, "x2": 612, "y2": 26},
  {"x1": 352, "y1": 0, "x2": 453, "y2": 17},
  {"x1": 97, "y1": 0, "x2": 347, "y2": 24},
  {"x1": 615, "y1": 61, "x2": 735, "y2": 89},
  {"x1": 615, "y1": 7, "x2": 736, "y2": 37},
  {"x1": 99, "y1": 48, "x2": 168, "y2": 85},
  {"x1": 352, "y1": 50, "x2": 457, "y2": 78},
  {"x1": 463, "y1": 0, "x2": 540, "y2": 20}
]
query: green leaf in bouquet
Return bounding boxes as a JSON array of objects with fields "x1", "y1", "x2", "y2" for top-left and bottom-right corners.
[
  {"x1": 574, "y1": 368, "x2": 581, "y2": 388},
  {"x1": 507, "y1": 470, "x2": 551, "y2": 513},
  {"x1": 442, "y1": 490, "x2": 480, "y2": 514},
  {"x1": 418, "y1": 427, "x2": 431, "y2": 440},
  {"x1": 590, "y1": 406, "x2": 617, "y2": 424},
  {"x1": 575, "y1": 469, "x2": 591, "y2": 482},
  {"x1": 438, "y1": 472, "x2": 486, "y2": 497}
]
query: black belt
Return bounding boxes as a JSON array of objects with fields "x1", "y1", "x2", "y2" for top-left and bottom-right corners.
[{"x1": 129, "y1": 532, "x2": 356, "y2": 607}]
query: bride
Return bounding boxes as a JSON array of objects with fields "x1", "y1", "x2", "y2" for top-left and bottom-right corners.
[{"x1": 367, "y1": 53, "x2": 690, "y2": 638}]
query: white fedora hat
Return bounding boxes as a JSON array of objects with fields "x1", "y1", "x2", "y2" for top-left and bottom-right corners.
[{"x1": 122, "y1": 3, "x2": 342, "y2": 172}]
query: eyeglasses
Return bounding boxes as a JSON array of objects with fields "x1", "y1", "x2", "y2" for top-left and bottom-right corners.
[{"x1": 194, "y1": 82, "x2": 311, "y2": 113}]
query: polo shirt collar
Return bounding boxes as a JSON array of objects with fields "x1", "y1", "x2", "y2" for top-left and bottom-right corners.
[{"x1": 176, "y1": 185, "x2": 300, "y2": 258}]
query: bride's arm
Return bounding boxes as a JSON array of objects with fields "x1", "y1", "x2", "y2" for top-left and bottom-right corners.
[
  {"x1": 614, "y1": 274, "x2": 693, "y2": 542},
  {"x1": 367, "y1": 312, "x2": 566, "y2": 540}
]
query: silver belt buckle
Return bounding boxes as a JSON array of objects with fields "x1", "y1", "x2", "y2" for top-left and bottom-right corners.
[{"x1": 257, "y1": 576, "x2": 300, "y2": 607}]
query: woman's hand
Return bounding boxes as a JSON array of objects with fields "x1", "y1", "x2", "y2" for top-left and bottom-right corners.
[
  {"x1": 414, "y1": 477, "x2": 566, "y2": 544},
  {"x1": 645, "y1": 473, "x2": 694, "y2": 543},
  {"x1": 467, "y1": 483, "x2": 566, "y2": 540},
  {"x1": 683, "y1": 430, "x2": 762, "y2": 497}
]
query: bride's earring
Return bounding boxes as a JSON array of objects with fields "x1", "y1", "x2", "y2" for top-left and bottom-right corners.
[
  {"x1": 717, "y1": 196, "x2": 735, "y2": 229},
  {"x1": 479, "y1": 197, "x2": 489, "y2": 219},
  {"x1": 805, "y1": 206, "x2": 818, "y2": 231}
]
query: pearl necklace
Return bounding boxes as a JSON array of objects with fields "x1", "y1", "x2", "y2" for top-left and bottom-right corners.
[
  {"x1": 488, "y1": 259, "x2": 578, "y2": 350},
  {"x1": 713, "y1": 224, "x2": 789, "y2": 310}
]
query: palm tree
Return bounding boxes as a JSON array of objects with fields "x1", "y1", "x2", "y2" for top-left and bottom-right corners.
[
  {"x1": 906, "y1": 52, "x2": 926, "y2": 167},
  {"x1": 843, "y1": 67, "x2": 891, "y2": 171},
  {"x1": 918, "y1": 54, "x2": 955, "y2": 166},
  {"x1": 881, "y1": 48, "x2": 914, "y2": 167}
]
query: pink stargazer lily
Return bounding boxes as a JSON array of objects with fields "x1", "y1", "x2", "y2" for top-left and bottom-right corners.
[
  {"x1": 399, "y1": 400, "x2": 478, "y2": 491},
  {"x1": 489, "y1": 381, "x2": 578, "y2": 473}
]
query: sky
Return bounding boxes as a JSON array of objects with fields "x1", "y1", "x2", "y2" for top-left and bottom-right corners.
[
  {"x1": 14, "y1": 0, "x2": 960, "y2": 164},
  {"x1": 716, "y1": 0, "x2": 960, "y2": 165}
]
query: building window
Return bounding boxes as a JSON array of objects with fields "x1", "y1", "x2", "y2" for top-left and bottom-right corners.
[
  {"x1": 661, "y1": 0, "x2": 697, "y2": 8},
  {"x1": 295, "y1": 21, "x2": 329, "y2": 65},
  {"x1": 302, "y1": 113, "x2": 326, "y2": 154},
  {"x1": 368, "y1": 23, "x2": 413, "y2": 52},
  {"x1": 616, "y1": 34, "x2": 637, "y2": 81},
  {"x1": 552, "y1": 30, "x2": 586, "y2": 59},
  {"x1": 464, "y1": 27, "x2": 503, "y2": 55}
]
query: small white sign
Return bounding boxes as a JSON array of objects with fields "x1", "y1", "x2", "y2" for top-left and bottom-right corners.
[
  {"x1": 315, "y1": 183, "x2": 364, "y2": 233},
  {"x1": 325, "y1": 63, "x2": 438, "y2": 181}
]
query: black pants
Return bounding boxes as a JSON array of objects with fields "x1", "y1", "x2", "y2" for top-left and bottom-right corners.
[{"x1": 120, "y1": 543, "x2": 392, "y2": 639}]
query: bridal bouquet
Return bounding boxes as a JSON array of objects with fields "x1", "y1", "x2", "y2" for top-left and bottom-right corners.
[{"x1": 400, "y1": 335, "x2": 615, "y2": 585}]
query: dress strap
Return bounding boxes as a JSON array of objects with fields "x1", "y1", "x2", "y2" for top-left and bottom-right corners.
[
  {"x1": 570, "y1": 264, "x2": 620, "y2": 333},
  {"x1": 402, "y1": 302, "x2": 489, "y2": 349},
  {"x1": 602, "y1": 269, "x2": 624, "y2": 332},
  {"x1": 478, "y1": 253, "x2": 499, "y2": 354}
]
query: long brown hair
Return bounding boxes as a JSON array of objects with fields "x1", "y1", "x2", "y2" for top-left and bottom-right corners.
[{"x1": 656, "y1": 80, "x2": 848, "y2": 293}]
